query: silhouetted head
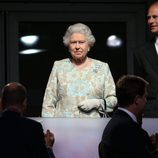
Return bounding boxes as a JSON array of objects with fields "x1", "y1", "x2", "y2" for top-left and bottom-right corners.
[
  {"x1": 116, "y1": 75, "x2": 149, "y2": 117},
  {"x1": 1, "y1": 82, "x2": 27, "y2": 113}
]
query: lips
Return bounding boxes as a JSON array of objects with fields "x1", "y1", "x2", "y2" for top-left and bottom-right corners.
[
  {"x1": 74, "y1": 51, "x2": 82, "y2": 55},
  {"x1": 150, "y1": 25, "x2": 157, "y2": 29}
]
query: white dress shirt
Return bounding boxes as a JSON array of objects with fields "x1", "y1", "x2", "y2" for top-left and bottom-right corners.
[{"x1": 155, "y1": 37, "x2": 158, "y2": 55}]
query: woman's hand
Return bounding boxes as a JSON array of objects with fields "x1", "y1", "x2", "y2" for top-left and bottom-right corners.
[{"x1": 78, "y1": 99, "x2": 103, "y2": 112}]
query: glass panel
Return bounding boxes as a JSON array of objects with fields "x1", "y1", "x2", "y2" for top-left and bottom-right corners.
[{"x1": 19, "y1": 22, "x2": 126, "y2": 116}]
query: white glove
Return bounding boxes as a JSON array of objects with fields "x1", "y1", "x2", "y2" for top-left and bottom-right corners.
[{"x1": 78, "y1": 99, "x2": 104, "y2": 112}]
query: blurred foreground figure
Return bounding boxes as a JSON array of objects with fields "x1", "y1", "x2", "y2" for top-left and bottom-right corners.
[
  {"x1": 99, "y1": 75, "x2": 158, "y2": 158},
  {"x1": 0, "y1": 82, "x2": 55, "y2": 158}
]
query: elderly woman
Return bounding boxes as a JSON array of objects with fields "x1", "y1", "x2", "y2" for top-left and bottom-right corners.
[{"x1": 42, "y1": 23, "x2": 117, "y2": 118}]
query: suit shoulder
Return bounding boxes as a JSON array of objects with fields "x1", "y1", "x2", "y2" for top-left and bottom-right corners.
[
  {"x1": 137, "y1": 39, "x2": 155, "y2": 51},
  {"x1": 22, "y1": 117, "x2": 42, "y2": 128},
  {"x1": 134, "y1": 41, "x2": 155, "y2": 58},
  {"x1": 140, "y1": 42, "x2": 154, "y2": 49}
]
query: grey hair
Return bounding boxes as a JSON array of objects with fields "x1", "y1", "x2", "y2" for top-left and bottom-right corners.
[{"x1": 63, "y1": 23, "x2": 96, "y2": 47}]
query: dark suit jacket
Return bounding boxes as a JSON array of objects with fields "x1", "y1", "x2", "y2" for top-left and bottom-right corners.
[
  {"x1": 0, "y1": 110, "x2": 51, "y2": 158},
  {"x1": 134, "y1": 40, "x2": 158, "y2": 117},
  {"x1": 99, "y1": 109, "x2": 155, "y2": 158}
]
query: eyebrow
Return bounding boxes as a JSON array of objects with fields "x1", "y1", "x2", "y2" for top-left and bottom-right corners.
[{"x1": 147, "y1": 15, "x2": 158, "y2": 18}]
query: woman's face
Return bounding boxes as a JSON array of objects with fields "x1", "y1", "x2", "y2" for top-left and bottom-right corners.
[{"x1": 68, "y1": 33, "x2": 90, "y2": 61}]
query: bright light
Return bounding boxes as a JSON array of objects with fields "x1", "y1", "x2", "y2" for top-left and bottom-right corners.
[
  {"x1": 20, "y1": 35, "x2": 39, "y2": 46},
  {"x1": 106, "y1": 35, "x2": 123, "y2": 48},
  {"x1": 19, "y1": 49, "x2": 45, "y2": 55}
]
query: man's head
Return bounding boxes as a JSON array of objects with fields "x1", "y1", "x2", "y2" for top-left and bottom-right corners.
[
  {"x1": 147, "y1": 1, "x2": 158, "y2": 35},
  {"x1": 116, "y1": 75, "x2": 149, "y2": 116},
  {"x1": 1, "y1": 82, "x2": 27, "y2": 113}
]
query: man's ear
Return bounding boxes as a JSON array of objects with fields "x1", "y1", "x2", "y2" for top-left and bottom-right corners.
[
  {"x1": 134, "y1": 95, "x2": 141, "y2": 106},
  {"x1": 22, "y1": 98, "x2": 27, "y2": 112},
  {"x1": 0, "y1": 98, "x2": 2, "y2": 112}
]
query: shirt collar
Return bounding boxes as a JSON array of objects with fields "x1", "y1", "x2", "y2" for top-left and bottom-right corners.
[
  {"x1": 155, "y1": 37, "x2": 158, "y2": 45},
  {"x1": 118, "y1": 107, "x2": 138, "y2": 123}
]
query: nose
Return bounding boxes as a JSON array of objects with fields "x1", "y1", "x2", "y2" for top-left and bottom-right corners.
[{"x1": 75, "y1": 42, "x2": 80, "y2": 49}]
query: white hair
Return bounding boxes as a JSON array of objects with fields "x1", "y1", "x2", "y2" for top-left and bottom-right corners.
[{"x1": 63, "y1": 23, "x2": 96, "y2": 47}]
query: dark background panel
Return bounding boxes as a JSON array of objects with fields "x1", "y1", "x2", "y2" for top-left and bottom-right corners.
[{"x1": 19, "y1": 22, "x2": 126, "y2": 116}]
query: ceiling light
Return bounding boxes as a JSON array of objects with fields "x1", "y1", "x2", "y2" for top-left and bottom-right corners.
[
  {"x1": 106, "y1": 35, "x2": 123, "y2": 48},
  {"x1": 20, "y1": 35, "x2": 39, "y2": 46},
  {"x1": 19, "y1": 49, "x2": 45, "y2": 55}
]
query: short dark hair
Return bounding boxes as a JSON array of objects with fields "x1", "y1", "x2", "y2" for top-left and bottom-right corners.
[
  {"x1": 116, "y1": 75, "x2": 149, "y2": 108},
  {"x1": 1, "y1": 82, "x2": 27, "y2": 107}
]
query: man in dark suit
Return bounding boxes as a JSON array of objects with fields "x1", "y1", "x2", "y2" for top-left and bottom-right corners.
[
  {"x1": 134, "y1": 1, "x2": 158, "y2": 117},
  {"x1": 0, "y1": 82, "x2": 55, "y2": 158},
  {"x1": 99, "y1": 75, "x2": 157, "y2": 158}
]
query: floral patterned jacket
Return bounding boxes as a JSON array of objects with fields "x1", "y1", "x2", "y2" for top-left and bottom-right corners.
[{"x1": 42, "y1": 58, "x2": 117, "y2": 118}]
